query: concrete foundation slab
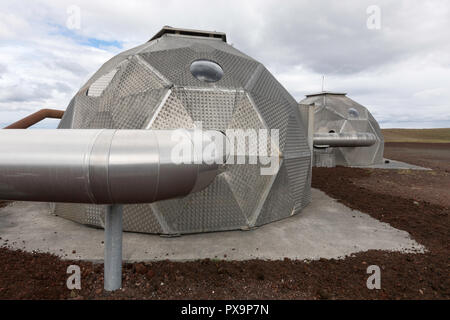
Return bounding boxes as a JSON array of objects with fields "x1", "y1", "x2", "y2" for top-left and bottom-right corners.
[
  {"x1": 351, "y1": 158, "x2": 430, "y2": 170},
  {"x1": 0, "y1": 189, "x2": 424, "y2": 262}
]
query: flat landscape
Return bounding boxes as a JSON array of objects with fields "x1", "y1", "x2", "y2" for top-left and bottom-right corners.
[
  {"x1": 382, "y1": 128, "x2": 450, "y2": 143},
  {"x1": 0, "y1": 139, "x2": 449, "y2": 299}
]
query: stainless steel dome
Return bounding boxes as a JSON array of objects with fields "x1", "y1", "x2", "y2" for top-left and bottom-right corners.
[
  {"x1": 300, "y1": 92, "x2": 384, "y2": 166},
  {"x1": 56, "y1": 27, "x2": 311, "y2": 235}
]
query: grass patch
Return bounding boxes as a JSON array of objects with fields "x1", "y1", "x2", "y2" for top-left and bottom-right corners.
[{"x1": 382, "y1": 128, "x2": 450, "y2": 143}]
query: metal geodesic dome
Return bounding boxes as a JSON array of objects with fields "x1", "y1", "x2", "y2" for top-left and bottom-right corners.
[
  {"x1": 55, "y1": 27, "x2": 311, "y2": 235},
  {"x1": 300, "y1": 92, "x2": 384, "y2": 166}
]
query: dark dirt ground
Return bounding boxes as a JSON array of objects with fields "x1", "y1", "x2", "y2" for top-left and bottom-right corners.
[
  {"x1": 384, "y1": 142, "x2": 450, "y2": 172},
  {"x1": 0, "y1": 143, "x2": 449, "y2": 300}
]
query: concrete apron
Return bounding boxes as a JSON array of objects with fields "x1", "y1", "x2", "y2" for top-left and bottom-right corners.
[
  {"x1": 351, "y1": 158, "x2": 431, "y2": 170},
  {"x1": 0, "y1": 188, "x2": 424, "y2": 262}
]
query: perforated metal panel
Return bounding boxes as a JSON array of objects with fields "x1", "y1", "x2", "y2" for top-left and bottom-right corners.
[
  {"x1": 111, "y1": 89, "x2": 165, "y2": 129},
  {"x1": 56, "y1": 30, "x2": 311, "y2": 235},
  {"x1": 176, "y1": 88, "x2": 239, "y2": 130},
  {"x1": 256, "y1": 162, "x2": 295, "y2": 225}
]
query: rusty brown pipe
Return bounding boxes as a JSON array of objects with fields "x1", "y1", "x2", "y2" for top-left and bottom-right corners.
[{"x1": 3, "y1": 109, "x2": 64, "y2": 129}]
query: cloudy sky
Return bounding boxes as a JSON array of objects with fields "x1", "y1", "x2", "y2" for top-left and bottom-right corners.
[{"x1": 0, "y1": 0, "x2": 449, "y2": 128}]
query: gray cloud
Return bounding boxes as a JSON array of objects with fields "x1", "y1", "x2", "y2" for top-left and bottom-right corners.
[
  {"x1": 225, "y1": 1, "x2": 450, "y2": 75},
  {"x1": 44, "y1": 58, "x2": 88, "y2": 76},
  {"x1": 0, "y1": 0, "x2": 448, "y2": 128},
  {"x1": 0, "y1": 82, "x2": 59, "y2": 103},
  {"x1": 0, "y1": 64, "x2": 7, "y2": 78}
]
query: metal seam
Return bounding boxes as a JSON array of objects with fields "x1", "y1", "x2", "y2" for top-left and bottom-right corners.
[{"x1": 106, "y1": 130, "x2": 116, "y2": 204}]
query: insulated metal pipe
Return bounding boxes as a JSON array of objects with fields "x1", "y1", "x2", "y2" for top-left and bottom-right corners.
[
  {"x1": 0, "y1": 129, "x2": 227, "y2": 204},
  {"x1": 3, "y1": 109, "x2": 64, "y2": 129},
  {"x1": 313, "y1": 132, "x2": 377, "y2": 147}
]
